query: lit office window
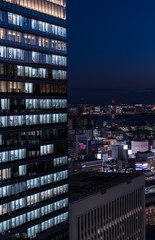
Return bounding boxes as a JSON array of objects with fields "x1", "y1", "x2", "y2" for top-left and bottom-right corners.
[
  {"x1": 25, "y1": 83, "x2": 33, "y2": 93},
  {"x1": 19, "y1": 165, "x2": 27, "y2": 176},
  {"x1": 0, "y1": 149, "x2": 26, "y2": 163},
  {"x1": 0, "y1": 168, "x2": 11, "y2": 180},
  {"x1": 52, "y1": 70, "x2": 67, "y2": 80},
  {"x1": 38, "y1": 37, "x2": 49, "y2": 48},
  {"x1": 0, "y1": 28, "x2": 5, "y2": 39},
  {"x1": 7, "y1": 30, "x2": 21, "y2": 42},
  {"x1": 0, "y1": 46, "x2": 24, "y2": 60},
  {"x1": 8, "y1": 12, "x2": 27, "y2": 26},
  {"x1": 51, "y1": 39, "x2": 67, "y2": 52},
  {"x1": 53, "y1": 156, "x2": 68, "y2": 167},
  {"x1": 17, "y1": 66, "x2": 47, "y2": 78},
  {"x1": 0, "y1": 46, "x2": 6, "y2": 57},
  {"x1": 0, "y1": 81, "x2": 34, "y2": 93},
  {"x1": 1, "y1": 99, "x2": 10, "y2": 110},
  {"x1": 31, "y1": 19, "x2": 66, "y2": 37},
  {"x1": 25, "y1": 99, "x2": 67, "y2": 109},
  {"x1": 40, "y1": 144, "x2": 54, "y2": 156},
  {"x1": 24, "y1": 34, "x2": 36, "y2": 45}
]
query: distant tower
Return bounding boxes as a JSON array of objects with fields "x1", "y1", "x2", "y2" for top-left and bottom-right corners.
[{"x1": 111, "y1": 100, "x2": 116, "y2": 129}]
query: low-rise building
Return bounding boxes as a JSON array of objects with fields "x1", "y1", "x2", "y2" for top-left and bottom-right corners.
[{"x1": 70, "y1": 172, "x2": 145, "y2": 240}]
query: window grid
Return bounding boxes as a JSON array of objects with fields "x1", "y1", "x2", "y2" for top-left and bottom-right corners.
[
  {"x1": 0, "y1": 113, "x2": 67, "y2": 128},
  {"x1": 0, "y1": 170, "x2": 68, "y2": 198},
  {"x1": 0, "y1": 45, "x2": 67, "y2": 66},
  {"x1": 0, "y1": 198, "x2": 68, "y2": 234},
  {"x1": 7, "y1": 12, "x2": 67, "y2": 36},
  {"x1": 0, "y1": 184, "x2": 68, "y2": 216}
]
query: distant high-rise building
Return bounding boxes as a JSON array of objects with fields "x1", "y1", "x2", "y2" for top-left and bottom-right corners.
[
  {"x1": 0, "y1": 0, "x2": 68, "y2": 239},
  {"x1": 131, "y1": 141, "x2": 149, "y2": 154}
]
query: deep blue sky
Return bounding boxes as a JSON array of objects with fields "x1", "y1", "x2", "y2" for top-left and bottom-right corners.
[{"x1": 67, "y1": 0, "x2": 155, "y2": 104}]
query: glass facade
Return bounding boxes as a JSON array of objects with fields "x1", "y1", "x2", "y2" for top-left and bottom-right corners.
[
  {"x1": 5, "y1": 0, "x2": 66, "y2": 20},
  {"x1": 0, "y1": 184, "x2": 68, "y2": 215},
  {"x1": 0, "y1": 10, "x2": 66, "y2": 37},
  {"x1": 0, "y1": 113, "x2": 67, "y2": 127},
  {"x1": 0, "y1": 63, "x2": 67, "y2": 80},
  {"x1": 0, "y1": 0, "x2": 68, "y2": 239},
  {"x1": 0, "y1": 45, "x2": 67, "y2": 66}
]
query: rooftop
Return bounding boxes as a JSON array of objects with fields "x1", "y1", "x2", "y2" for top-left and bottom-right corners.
[{"x1": 70, "y1": 172, "x2": 144, "y2": 202}]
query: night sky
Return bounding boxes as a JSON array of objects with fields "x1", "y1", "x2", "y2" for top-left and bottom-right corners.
[{"x1": 67, "y1": 0, "x2": 155, "y2": 105}]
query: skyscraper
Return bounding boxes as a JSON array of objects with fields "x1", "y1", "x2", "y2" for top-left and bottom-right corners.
[{"x1": 0, "y1": 0, "x2": 68, "y2": 239}]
